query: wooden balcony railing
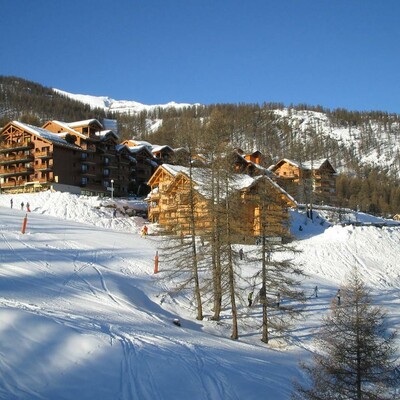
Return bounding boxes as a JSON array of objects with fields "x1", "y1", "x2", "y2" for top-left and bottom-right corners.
[
  {"x1": 35, "y1": 150, "x2": 53, "y2": 158},
  {"x1": 0, "y1": 154, "x2": 34, "y2": 164},
  {"x1": 0, "y1": 166, "x2": 34, "y2": 177},
  {"x1": 0, "y1": 142, "x2": 34, "y2": 153}
]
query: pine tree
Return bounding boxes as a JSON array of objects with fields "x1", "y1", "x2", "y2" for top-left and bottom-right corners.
[{"x1": 293, "y1": 269, "x2": 400, "y2": 400}]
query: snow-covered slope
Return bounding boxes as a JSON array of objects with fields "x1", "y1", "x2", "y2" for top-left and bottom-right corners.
[
  {"x1": 273, "y1": 108, "x2": 400, "y2": 176},
  {"x1": 54, "y1": 88, "x2": 197, "y2": 114},
  {"x1": 2, "y1": 193, "x2": 398, "y2": 399}
]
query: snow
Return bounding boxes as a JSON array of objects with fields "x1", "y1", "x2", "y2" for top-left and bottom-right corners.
[
  {"x1": 0, "y1": 191, "x2": 399, "y2": 399},
  {"x1": 272, "y1": 108, "x2": 400, "y2": 177},
  {"x1": 54, "y1": 88, "x2": 197, "y2": 115}
]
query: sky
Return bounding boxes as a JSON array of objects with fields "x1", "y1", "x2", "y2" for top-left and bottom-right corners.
[
  {"x1": 2, "y1": 1, "x2": 400, "y2": 112},
  {"x1": 0, "y1": 191, "x2": 399, "y2": 399}
]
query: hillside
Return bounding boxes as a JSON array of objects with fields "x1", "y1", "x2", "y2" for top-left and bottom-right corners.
[
  {"x1": 0, "y1": 191, "x2": 399, "y2": 399},
  {"x1": 0, "y1": 76, "x2": 107, "y2": 125},
  {"x1": 1, "y1": 76, "x2": 400, "y2": 215},
  {"x1": 56, "y1": 88, "x2": 400, "y2": 180}
]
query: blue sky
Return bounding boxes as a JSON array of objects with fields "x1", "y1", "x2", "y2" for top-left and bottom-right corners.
[{"x1": 2, "y1": 0, "x2": 400, "y2": 112}]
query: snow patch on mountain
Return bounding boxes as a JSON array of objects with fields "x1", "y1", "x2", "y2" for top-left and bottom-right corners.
[{"x1": 54, "y1": 88, "x2": 197, "y2": 114}]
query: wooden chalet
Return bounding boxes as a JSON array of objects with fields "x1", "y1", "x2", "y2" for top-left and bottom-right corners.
[
  {"x1": 244, "y1": 150, "x2": 263, "y2": 165},
  {"x1": 269, "y1": 158, "x2": 337, "y2": 205},
  {"x1": 147, "y1": 164, "x2": 296, "y2": 241},
  {"x1": 0, "y1": 119, "x2": 135, "y2": 196},
  {"x1": 0, "y1": 121, "x2": 83, "y2": 193},
  {"x1": 232, "y1": 149, "x2": 266, "y2": 177},
  {"x1": 151, "y1": 145, "x2": 175, "y2": 163},
  {"x1": 44, "y1": 119, "x2": 123, "y2": 195},
  {"x1": 121, "y1": 140, "x2": 160, "y2": 196}
]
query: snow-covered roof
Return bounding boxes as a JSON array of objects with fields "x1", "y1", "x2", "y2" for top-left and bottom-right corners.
[
  {"x1": 128, "y1": 145, "x2": 153, "y2": 156},
  {"x1": 152, "y1": 145, "x2": 173, "y2": 153},
  {"x1": 301, "y1": 158, "x2": 335, "y2": 171},
  {"x1": 160, "y1": 164, "x2": 284, "y2": 201},
  {"x1": 46, "y1": 120, "x2": 85, "y2": 138},
  {"x1": 12, "y1": 121, "x2": 81, "y2": 150},
  {"x1": 95, "y1": 130, "x2": 119, "y2": 140},
  {"x1": 271, "y1": 158, "x2": 335, "y2": 172},
  {"x1": 130, "y1": 139, "x2": 152, "y2": 148},
  {"x1": 160, "y1": 164, "x2": 190, "y2": 177},
  {"x1": 67, "y1": 119, "x2": 103, "y2": 128}
]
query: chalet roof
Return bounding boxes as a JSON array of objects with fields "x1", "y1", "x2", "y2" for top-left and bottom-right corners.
[
  {"x1": 68, "y1": 119, "x2": 103, "y2": 129},
  {"x1": 123, "y1": 139, "x2": 153, "y2": 149},
  {"x1": 116, "y1": 144, "x2": 125, "y2": 151},
  {"x1": 150, "y1": 164, "x2": 296, "y2": 206},
  {"x1": 128, "y1": 145, "x2": 154, "y2": 157},
  {"x1": 270, "y1": 158, "x2": 336, "y2": 173},
  {"x1": 162, "y1": 164, "x2": 269, "y2": 200},
  {"x1": 235, "y1": 151, "x2": 272, "y2": 176},
  {"x1": 44, "y1": 120, "x2": 86, "y2": 139},
  {"x1": 173, "y1": 147, "x2": 189, "y2": 153},
  {"x1": 95, "y1": 130, "x2": 119, "y2": 140},
  {"x1": 160, "y1": 164, "x2": 189, "y2": 176},
  {"x1": 152, "y1": 145, "x2": 174, "y2": 153},
  {"x1": 302, "y1": 158, "x2": 336, "y2": 172},
  {"x1": 12, "y1": 121, "x2": 81, "y2": 150}
]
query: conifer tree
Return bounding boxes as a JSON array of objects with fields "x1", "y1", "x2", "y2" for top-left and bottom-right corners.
[{"x1": 293, "y1": 269, "x2": 400, "y2": 400}]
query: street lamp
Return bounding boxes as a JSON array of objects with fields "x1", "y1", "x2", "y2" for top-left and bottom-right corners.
[{"x1": 111, "y1": 179, "x2": 114, "y2": 201}]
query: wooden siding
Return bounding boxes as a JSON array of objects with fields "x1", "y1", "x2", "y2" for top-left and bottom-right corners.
[{"x1": 147, "y1": 166, "x2": 294, "y2": 241}]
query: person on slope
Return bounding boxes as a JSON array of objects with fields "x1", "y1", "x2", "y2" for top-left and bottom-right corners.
[{"x1": 248, "y1": 291, "x2": 253, "y2": 307}]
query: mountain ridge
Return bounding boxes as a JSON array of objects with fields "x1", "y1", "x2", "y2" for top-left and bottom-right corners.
[{"x1": 53, "y1": 88, "x2": 199, "y2": 115}]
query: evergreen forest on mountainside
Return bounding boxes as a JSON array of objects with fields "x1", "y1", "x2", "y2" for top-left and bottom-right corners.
[{"x1": 1, "y1": 75, "x2": 400, "y2": 216}]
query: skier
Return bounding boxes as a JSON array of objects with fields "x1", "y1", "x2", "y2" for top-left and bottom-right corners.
[
  {"x1": 21, "y1": 201, "x2": 24, "y2": 210},
  {"x1": 10, "y1": 198, "x2": 13, "y2": 208},
  {"x1": 113, "y1": 208, "x2": 117, "y2": 218},
  {"x1": 276, "y1": 292, "x2": 281, "y2": 308},
  {"x1": 141, "y1": 225, "x2": 148, "y2": 237},
  {"x1": 239, "y1": 248, "x2": 244, "y2": 260},
  {"x1": 248, "y1": 291, "x2": 253, "y2": 307},
  {"x1": 314, "y1": 285, "x2": 319, "y2": 298},
  {"x1": 336, "y1": 289, "x2": 341, "y2": 305},
  {"x1": 26, "y1": 202, "x2": 31, "y2": 212}
]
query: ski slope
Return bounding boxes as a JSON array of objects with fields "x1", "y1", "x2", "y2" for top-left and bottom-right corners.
[{"x1": 0, "y1": 192, "x2": 399, "y2": 399}]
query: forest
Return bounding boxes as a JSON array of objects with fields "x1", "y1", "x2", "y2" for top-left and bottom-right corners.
[{"x1": 1, "y1": 75, "x2": 400, "y2": 216}]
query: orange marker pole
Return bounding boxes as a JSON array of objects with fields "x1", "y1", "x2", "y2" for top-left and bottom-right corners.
[
  {"x1": 21, "y1": 214, "x2": 28, "y2": 234},
  {"x1": 154, "y1": 251, "x2": 159, "y2": 274}
]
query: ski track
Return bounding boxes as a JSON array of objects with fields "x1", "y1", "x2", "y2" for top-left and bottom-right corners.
[{"x1": 1, "y1": 203, "x2": 400, "y2": 400}]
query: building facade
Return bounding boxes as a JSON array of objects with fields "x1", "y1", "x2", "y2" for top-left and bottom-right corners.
[
  {"x1": 269, "y1": 158, "x2": 337, "y2": 205},
  {"x1": 147, "y1": 164, "x2": 296, "y2": 241},
  {"x1": 0, "y1": 119, "x2": 158, "y2": 196}
]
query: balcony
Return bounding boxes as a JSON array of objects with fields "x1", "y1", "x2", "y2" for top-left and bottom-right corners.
[
  {"x1": 0, "y1": 142, "x2": 34, "y2": 153},
  {"x1": 36, "y1": 165, "x2": 53, "y2": 172},
  {"x1": 81, "y1": 144, "x2": 96, "y2": 152},
  {"x1": 35, "y1": 150, "x2": 53, "y2": 159},
  {"x1": 0, "y1": 154, "x2": 34, "y2": 165},
  {"x1": 80, "y1": 170, "x2": 96, "y2": 177},
  {"x1": 0, "y1": 166, "x2": 34, "y2": 177},
  {"x1": 149, "y1": 206, "x2": 160, "y2": 214}
]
